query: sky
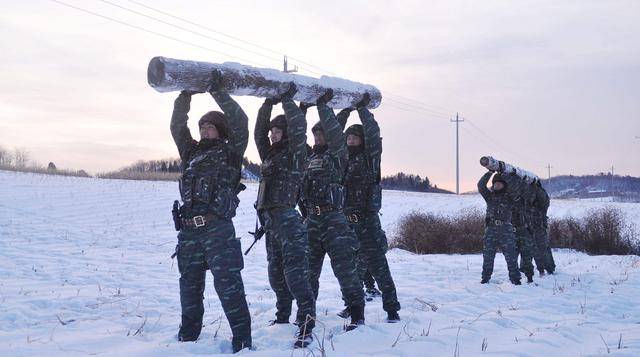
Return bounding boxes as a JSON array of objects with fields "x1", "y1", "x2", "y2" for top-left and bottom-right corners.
[{"x1": 1, "y1": 0, "x2": 639, "y2": 192}]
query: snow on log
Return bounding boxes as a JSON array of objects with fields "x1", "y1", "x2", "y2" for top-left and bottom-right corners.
[
  {"x1": 480, "y1": 156, "x2": 540, "y2": 184},
  {"x1": 147, "y1": 56, "x2": 382, "y2": 109}
]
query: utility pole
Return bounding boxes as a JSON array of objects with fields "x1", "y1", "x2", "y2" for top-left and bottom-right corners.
[
  {"x1": 546, "y1": 164, "x2": 553, "y2": 180},
  {"x1": 610, "y1": 165, "x2": 615, "y2": 202},
  {"x1": 283, "y1": 55, "x2": 298, "y2": 73},
  {"x1": 450, "y1": 113, "x2": 464, "y2": 194}
]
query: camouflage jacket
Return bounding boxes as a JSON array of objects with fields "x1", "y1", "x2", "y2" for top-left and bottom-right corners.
[
  {"x1": 478, "y1": 171, "x2": 514, "y2": 224},
  {"x1": 170, "y1": 91, "x2": 248, "y2": 218},
  {"x1": 337, "y1": 107, "x2": 383, "y2": 214},
  {"x1": 254, "y1": 97, "x2": 307, "y2": 210}
]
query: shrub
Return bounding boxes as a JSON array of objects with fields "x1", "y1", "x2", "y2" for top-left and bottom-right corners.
[
  {"x1": 391, "y1": 209, "x2": 484, "y2": 254},
  {"x1": 549, "y1": 207, "x2": 638, "y2": 255},
  {"x1": 393, "y1": 207, "x2": 639, "y2": 256}
]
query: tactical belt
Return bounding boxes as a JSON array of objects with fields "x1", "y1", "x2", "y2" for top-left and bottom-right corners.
[
  {"x1": 181, "y1": 213, "x2": 217, "y2": 229},
  {"x1": 306, "y1": 204, "x2": 336, "y2": 216}
]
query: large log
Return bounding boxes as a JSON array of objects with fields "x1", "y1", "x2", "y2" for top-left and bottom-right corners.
[
  {"x1": 147, "y1": 56, "x2": 382, "y2": 109},
  {"x1": 480, "y1": 156, "x2": 539, "y2": 184}
]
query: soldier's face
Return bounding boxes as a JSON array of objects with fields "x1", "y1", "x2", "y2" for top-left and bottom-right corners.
[
  {"x1": 200, "y1": 123, "x2": 219, "y2": 140},
  {"x1": 270, "y1": 127, "x2": 284, "y2": 144},
  {"x1": 492, "y1": 181, "x2": 505, "y2": 192},
  {"x1": 313, "y1": 130, "x2": 326, "y2": 146},
  {"x1": 346, "y1": 134, "x2": 362, "y2": 146}
]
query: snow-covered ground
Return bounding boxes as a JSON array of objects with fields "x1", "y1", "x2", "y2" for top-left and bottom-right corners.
[{"x1": 1, "y1": 170, "x2": 639, "y2": 356}]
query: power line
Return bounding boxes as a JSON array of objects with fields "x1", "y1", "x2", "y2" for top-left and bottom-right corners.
[
  {"x1": 98, "y1": 0, "x2": 282, "y2": 65},
  {"x1": 126, "y1": 0, "x2": 335, "y2": 77},
  {"x1": 49, "y1": 0, "x2": 267, "y2": 67}
]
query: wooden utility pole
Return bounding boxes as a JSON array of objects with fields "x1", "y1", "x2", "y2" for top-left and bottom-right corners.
[
  {"x1": 450, "y1": 113, "x2": 464, "y2": 194},
  {"x1": 546, "y1": 164, "x2": 553, "y2": 180}
]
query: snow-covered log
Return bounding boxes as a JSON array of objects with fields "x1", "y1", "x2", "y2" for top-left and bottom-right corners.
[
  {"x1": 147, "y1": 56, "x2": 382, "y2": 109},
  {"x1": 480, "y1": 156, "x2": 539, "y2": 184}
]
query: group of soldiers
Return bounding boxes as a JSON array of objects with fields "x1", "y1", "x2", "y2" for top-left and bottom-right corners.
[
  {"x1": 169, "y1": 70, "x2": 398, "y2": 353},
  {"x1": 477, "y1": 167, "x2": 556, "y2": 285}
]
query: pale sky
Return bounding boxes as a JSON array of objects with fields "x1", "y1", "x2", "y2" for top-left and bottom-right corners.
[{"x1": 1, "y1": 0, "x2": 639, "y2": 192}]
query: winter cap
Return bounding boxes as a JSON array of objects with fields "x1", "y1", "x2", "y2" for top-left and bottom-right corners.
[{"x1": 198, "y1": 111, "x2": 228, "y2": 139}]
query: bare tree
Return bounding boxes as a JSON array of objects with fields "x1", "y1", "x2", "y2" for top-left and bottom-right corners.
[
  {"x1": 13, "y1": 147, "x2": 29, "y2": 168},
  {"x1": 0, "y1": 146, "x2": 11, "y2": 166}
]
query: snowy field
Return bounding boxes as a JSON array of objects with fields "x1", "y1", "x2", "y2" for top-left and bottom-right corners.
[{"x1": 1, "y1": 170, "x2": 639, "y2": 356}]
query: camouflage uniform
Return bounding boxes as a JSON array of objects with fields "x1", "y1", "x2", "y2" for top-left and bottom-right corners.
[
  {"x1": 171, "y1": 90, "x2": 251, "y2": 349},
  {"x1": 503, "y1": 174, "x2": 536, "y2": 280},
  {"x1": 532, "y1": 184, "x2": 556, "y2": 274},
  {"x1": 478, "y1": 172, "x2": 521, "y2": 284},
  {"x1": 338, "y1": 107, "x2": 400, "y2": 314},
  {"x1": 255, "y1": 97, "x2": 316, "y2": 325},
  {"x1": 303, "y1": 102, "x2": 365, "y2": 316}
]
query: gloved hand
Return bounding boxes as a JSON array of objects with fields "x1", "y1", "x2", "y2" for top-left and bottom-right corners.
[
  {"x1": 355, "y1": 92, "x2": 371, "y2": 109},
  {"x1": 280, "y1": 82, "x2": 297, "y2": 100},
  {"x1": 316, "y1": 88, "x2": 334, "y2": 105},
  {"x1": 206, "y1": 69, "x2": 224, "y2": 93},
  {"x1": 299, "y1": 102, "x2": 316, "y2": 111},
  {"x1": 264, "y1": 97, "x2": 281, "y2": 106}
]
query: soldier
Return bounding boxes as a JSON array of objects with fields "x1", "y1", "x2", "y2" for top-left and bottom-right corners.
[
  {"x1": 170, "y1": 70, "x2": 252, "y2": 353},
  {"x1": 503, "y1": 174, "x2": 536, "y2": 283},
  {"x1": 335, "y1": 94, "x2": 401, "y2": 322},
  {"x1": 254, "y1": 83, "x2": 316, "y2": 348},
  {"x1": 532, "y1": 182, "x2": 556, "y2": 274},
  {"x1": 478, "y1": 171, "x2": 522, "y2": 285},
  {"x1": 303, "y1": 89, "x2": 366, "y2": 331}
]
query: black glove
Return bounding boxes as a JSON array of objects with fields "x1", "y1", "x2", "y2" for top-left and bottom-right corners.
[
  {"x1": 280, "y1": 82, "x2": 297, "y2": 100},
  {"x1": 206, "y1": 69, "x2": 223, "y2": 93},
  {"x1": 355, "y1": 92, "x2": 371, "y2": 109},
  {"x1": 316, "y1": 88, "x2": 334, "y2": 105},
  {"x1": 264, "y1": 97, "x2": 281, "y2": 106},
  {"x1": 299, "y1": 102, "x2": 316, "y2": 111}
]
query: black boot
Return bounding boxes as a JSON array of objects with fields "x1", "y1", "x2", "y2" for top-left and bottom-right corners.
[
  {"x1": 293, "y1": 317, "x2": 314, "y2": 349},
  {"x1": 345, "y1": 305, "x2": 365, "y2": 331},
  {"x1": 365, "y1": 287, "x2": 382, "y2": 301},
  {"x1": 337, "y1": 307, "x2": 350, "y2": 319},
  {"x1": 387, "y1": 311, "x2": 400, "y2": 323},
  {"x1": 231, "y1": 336, "x2": 252, "y2": 353},
  {"x1": 480, "y1": 278, "x2": 490, "y2": 284},
  {"x1": 526, "y1": 275, "x2": 534, "y2": 284},
  {"x1": 511, "y1": 279, "x2": 522, "y2": 285},
  {"x1": 178, "y1": 317, "x2": 202, "y2": 342}
]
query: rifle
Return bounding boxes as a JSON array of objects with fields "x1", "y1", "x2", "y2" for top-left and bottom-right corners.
[{"x1": 244, "y1": 214, "x2": 266, "y2": 255}]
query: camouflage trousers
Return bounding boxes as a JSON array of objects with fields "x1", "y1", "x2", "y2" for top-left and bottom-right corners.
[
  {"x1": 262, "y1": 207, "x2": 316, "y2": 324},
  {"x1": 307, "y1": 210, "x2": 365, "y2": 309},
  {"x1": 482, "y1": 224, "x2": 521, "y2": 282},
  {"x1": 514, "y1": 225, "x2": 535, "y2": 278},
  {"x1": 349, "y1": 213, "x2": 400, "y2": 313},
  {"x1": 176, "y1": 217, "x2": 251, "y2": 344},
  {"x1": 358, "y1": 261, "x2": 376, "y2": 290},
  {"x1": 533, "y1": 225, "x2": 556, "y2": 273}
]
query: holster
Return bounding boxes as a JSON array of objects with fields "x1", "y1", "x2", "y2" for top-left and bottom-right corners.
[{"x1": 172, "y1": 200, "x2": 182, "y2": 231}]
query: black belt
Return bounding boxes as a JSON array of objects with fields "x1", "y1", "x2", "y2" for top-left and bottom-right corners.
[
  {"x1": 181, "y1": 213, "x2": 217, "y2": 229},
  {"x1": 306, "y1": 204, "x2": 336, "y2": 216}
]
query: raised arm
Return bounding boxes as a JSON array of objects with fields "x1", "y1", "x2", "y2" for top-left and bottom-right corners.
[
  {"x1": 255, "y1": 99, "x2": 274, "y2": 161},
  {"x1": 210, "y1": 90, "x2": 249, "y2": 158},
  {"x1": 358, "y1": 107, "x2": 382, "y2": 158},
  {"x1": 170, "y1": 91, "x2": 196, "y2": 161},
  {"x1": 281, "y1": 97, "x2": 307, "y2": 165},
  {"x1": 477, "y1": 171, "x2": 493, "y2": 201},
  {"x1": 317, "y1": 102, "x2": 346, "y2": 158},
  {"x1": 336, "y1": 108, "x2": 353, "y2": 130}
]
